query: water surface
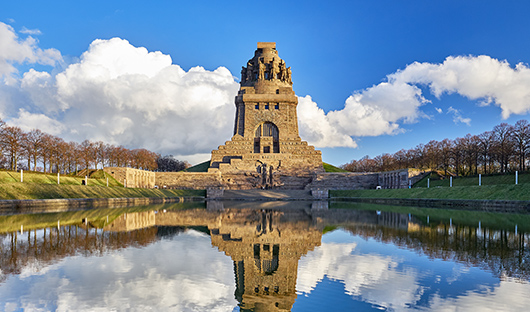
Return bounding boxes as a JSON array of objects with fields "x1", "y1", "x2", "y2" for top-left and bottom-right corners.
[{"x1": 0, "y1": 201, "x2": 528, "y2": 311}]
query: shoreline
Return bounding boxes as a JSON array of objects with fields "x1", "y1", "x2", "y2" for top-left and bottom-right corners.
[
  {"x1": 1, "y1": 193, "x2": 529, "y2": 215},
  {"x1": 331, "y1": 197, "x2": 530, "y2": 214},
  {"x1": 0, "y1": 196, "x2": 204, "y2": 215}
]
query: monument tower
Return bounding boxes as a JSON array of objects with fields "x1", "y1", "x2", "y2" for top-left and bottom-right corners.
[{"x1": 209, "y1": 42, "x2": 324, "y2": 189}]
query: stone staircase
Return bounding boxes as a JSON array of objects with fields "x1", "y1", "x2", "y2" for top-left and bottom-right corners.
[{"x1": 222, "y1": 189, "x2": 313, "y2": 200}]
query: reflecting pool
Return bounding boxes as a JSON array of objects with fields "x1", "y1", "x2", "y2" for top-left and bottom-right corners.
[{"x1": 0, "y1": 201, "x2": 529, "y2": 311}]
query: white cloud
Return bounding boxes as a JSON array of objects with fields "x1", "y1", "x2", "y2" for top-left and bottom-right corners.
[
  {"x1": 0, "y1": 22, "x2": 62, "y2": 78},
  {"x1": 20, "y1": 27, "x2": 42, "y2": 35},
  {"x1": 297, "y1": 95, "x2": 357, "y2": 148},
  {"x1": 2, "y1": 26, "x2": 530, "y2": 158},
  {"x1": 19, "y1": 37, "x2": 240, "y2": 156},
  {"x1": 435, "y1": 107, "x2": 443, "y2": 114},
  {"x1": 447, "y1": 106, "x2": 471, "y2": 125},
  {"x1": 298, "y1": 55, "x2": 530, "y2": 147},
  {"x1": 8, "y1": 108, "x2": 65, "y2": 135},
  {"x1": 391, "y1": 55, "x2": 530, "y2": 119}
]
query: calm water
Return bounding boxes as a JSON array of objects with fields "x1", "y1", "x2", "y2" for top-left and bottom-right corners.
[{"x1": 0, "y1": 201, "x2": 529, "y2": 311}]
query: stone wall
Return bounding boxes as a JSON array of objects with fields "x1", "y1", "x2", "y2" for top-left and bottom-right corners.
[
  {"x1": 306, "y1": 172, "x2": 379, "y2": 190},
  {"x1": 378, "y1": 168, "x2": 425, "y2": 189},
  {"x1": 104, "y1": 167, "x2": 155, "y2": 188},
  {"x1": 154, "y1": 172, "x2": 222, "y2": 189}
]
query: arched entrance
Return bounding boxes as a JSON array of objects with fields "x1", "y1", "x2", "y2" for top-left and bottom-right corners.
[{"x1": 254, "y1": 122, "x2": 279, "y2": 153}]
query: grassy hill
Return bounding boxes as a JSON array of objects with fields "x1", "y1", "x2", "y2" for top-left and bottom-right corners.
[
  {"x1": 0, "y1": 169, "x2": 122, "y2": 187},
  {"x1": 0, "y1": 169, "x2": 204, "y2": 200},
  {"x1": 414, "y1": 171, "x2": 530, "y2": 187},
  {"x1": 323, "y1": 162, "x2": 348, "y2": 172},
  {"x1": 181, "y1": 160, "x2": 210, "y2": 172}
]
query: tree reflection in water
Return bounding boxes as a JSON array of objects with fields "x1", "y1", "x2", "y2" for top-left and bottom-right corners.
[{"x1": 0, "y1": 202, "x2": 528, "y2": 311}]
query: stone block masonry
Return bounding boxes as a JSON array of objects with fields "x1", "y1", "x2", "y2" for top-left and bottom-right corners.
[
  {"x1": 207, "y1": 42, "x2": 324, "y2": 189},
  {"x1": 104, "y1": 167, "x2": 155, "y2": 188}
]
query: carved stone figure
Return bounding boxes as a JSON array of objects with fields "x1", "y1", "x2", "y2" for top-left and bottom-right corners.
[
  {"x1": 286, "y1": 67, "x2": 292, "y2": 84},
  {"x1": 246, "y1": 61, "x2": 253, "y2": 81},
  {"x1": 270, "y1": 62, "x2": 277, "y2": 80},
  {"x1": 241, "y1": 66, "x2": 247, "y2": 83},
  {"x1": 279, "y1": 61, "x2": 286, "y2": 81},
  {"x1": 258, "y1": 59, "x2": 265, "y2": 80}
]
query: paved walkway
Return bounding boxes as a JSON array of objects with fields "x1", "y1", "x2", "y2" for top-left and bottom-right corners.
[{"x1": 222, "y1": 190, "x2": 313, "y2": 200}]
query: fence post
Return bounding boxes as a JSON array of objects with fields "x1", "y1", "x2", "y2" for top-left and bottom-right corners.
[
  {"x1": 450, "y1": 176, "x2": 453, "y2": 187},
  {"x1": 427, "y1": 178, "x2": 430, "y2": 188},
  {"x1": 57, "y1": 172, "x2": 60, "y2": 185},
  {"x1": 20, "y1": 169, "x2": 23, "y2": 183},
  {"x1": 516, "y1": 171, "x2": 518, "y2": 185},
  {"x1": 479, "y1": 174, "x2": 481, "y2": 186},
  {"x1": 85, "y1": 176, "x2": 88, "y2": 186}
]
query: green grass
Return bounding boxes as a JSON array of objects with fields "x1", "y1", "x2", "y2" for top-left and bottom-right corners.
[
  {"x1": 0, "y1": 183, "x2": 205, "y2": 200},
  {"x1": 414, "y1": 171, "x2": 530, "y2": 188},
  {"x1": 0, "y1": 169, "x2": 122, "y2": 187},
  {"x1": 323, "y1": 162, "x2": 348, "y2": 172},
  {"x1": 331, "y1": 183, "x2": 530, "y2": 201},
  {"x1": 0, "y1": 169, "x2": 205, "y2": 199},
  {"x1": 182, "y1": 160, "x2": 210, "y2": 172}
]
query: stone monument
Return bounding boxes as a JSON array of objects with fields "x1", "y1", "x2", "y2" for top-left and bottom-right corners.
[
  {"x1": 209, "y1": 42, "x2": 324, "y2": 189},
  {"x1": 107, "y1": 43, "x2": 384, "y2": 191}
]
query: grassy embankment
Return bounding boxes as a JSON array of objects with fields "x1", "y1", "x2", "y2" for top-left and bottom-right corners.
[
  {"x1": 331, "y1": 171, "x2": 530, "y2": 200},
  {"x1": 323, "y1": 162, "x2": 348, "y2": 172},
  {"x1": 0, "y1": 169, "x2": 204, "y2": 200}
]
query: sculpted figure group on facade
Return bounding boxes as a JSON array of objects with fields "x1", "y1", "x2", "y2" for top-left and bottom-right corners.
[{"x1": 241, "y1": 58, "x2": 292, "y2": 84}]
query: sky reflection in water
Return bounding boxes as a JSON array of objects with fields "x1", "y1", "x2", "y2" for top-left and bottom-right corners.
[{"x1": 0, "y1": 204, "x2": 528, "y2": 312}]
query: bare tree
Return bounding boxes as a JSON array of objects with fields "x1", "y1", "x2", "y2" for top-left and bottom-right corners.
[
  {"x1": 0, "y1": 126, "x2": 26, "y2": 171},
  {"x1": 478, "y1": 131, "x2": 495, "y2": 174},
  {"x1": 23, "y1": 129, "x2": 44, "y2": 171},
  {"x1": 493, "y1": 123, "x2": 514, "y2": 173},
  {"x1": 80, "y1": 140, "x2": 95, "y2": 170},
  {"x1": 512, "y1": 119, "x2": 530, "y2": 171}
]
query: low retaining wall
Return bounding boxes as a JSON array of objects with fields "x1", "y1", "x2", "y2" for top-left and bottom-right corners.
[
  {"x1": 306, "y1": 173, "x2": 379, "y2": 190},
  {"x1": 333, "y1": 197, "x2": 530, "y2": 214},
  {"x1": 155, "y1": 172, "x2": 222, "y2": 189},
  {"x1": 0, "y1": 197, "x2": 204, "y2": 215}
]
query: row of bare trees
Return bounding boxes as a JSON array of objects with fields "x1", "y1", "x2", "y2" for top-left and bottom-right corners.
[
  {"x1": 0, "y1": 119, "x2": 169, "y2": 173},
  {"x1": 342, "y1": 120, "x2": 530, "y2": 176}
]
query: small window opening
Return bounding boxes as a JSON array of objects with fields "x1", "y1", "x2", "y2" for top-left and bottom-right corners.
[
  {"x1": 265, "y1": 104, "x2": 269, "y2": 109},
  {"x1": 275, "y1": 104, "x2": 279, "y2": 109},
  {"x1": 263, "y1": 146, "x2": 270, "y2": 153},
  {"x1": 255, "y1": 104, "x2": 259, "y2": 109}
]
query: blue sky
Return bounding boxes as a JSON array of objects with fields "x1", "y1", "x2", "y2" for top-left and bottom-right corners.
[{"x1": 2, "y1": 0, "x2": 530, "y2": 165}]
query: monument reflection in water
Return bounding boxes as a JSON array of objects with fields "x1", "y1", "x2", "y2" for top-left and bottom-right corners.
[{"x1": 1, "y1": 201, "x2": 529, "y2": 311}]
